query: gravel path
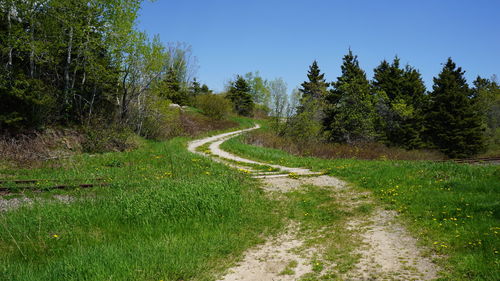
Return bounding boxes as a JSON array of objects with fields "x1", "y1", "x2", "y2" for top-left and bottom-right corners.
[{"x1": 188, "y1": 126, "x2": 441, "y2": 280}]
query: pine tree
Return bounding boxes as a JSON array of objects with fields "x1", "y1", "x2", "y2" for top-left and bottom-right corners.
[
  {"x1": 161, "y1": 66, "x2": 188, "y2": 105},
  {"x1": 426, "y1": 58, "x2": 485, "y2": 158},
  {"x1": 227, "y1": 75, "x2": 254, "y2": 116},
  {"x1": 372, "y1": 57, "x2": 427, "y2": 148},
  {"x1": 298, "y1": 60, "x2": 329, "y2": 113},
  {"x1": 190, "y1": 78, "x2": 202, "y2": 96},
  {"x1": 323, "y1": 50, "x2": 374, "y2": 143}
]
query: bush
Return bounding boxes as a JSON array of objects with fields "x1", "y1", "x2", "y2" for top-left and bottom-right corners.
[
  {"x1": 253, "y1": 104, "x2": 270, "y2": 119},
  {"x1": 137, "y1": 98, "x2": 184, "y2": 140},
  {"x1": 82, "y1": 121, "x2": 137, "y2": 153},
  {"x1": 195, "y1": 94, "x2": 232, "y2": 120}
]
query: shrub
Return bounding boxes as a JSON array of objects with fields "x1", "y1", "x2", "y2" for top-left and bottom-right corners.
[
  {"x1": 179, "y1": 112, "x2": 238, "y2": 137},
  {"x1": 253, "y1": 104, "x2": 271, "y2": 119},
  {"x1": 137, "y1": 98, "x2": 184, "y2": 140},
  {"x1": 195, "y1": 94, "x2": 232, "y2": 120},
  {"x1": 82, "y1": 121, "x2": 137, "y2": 153}
]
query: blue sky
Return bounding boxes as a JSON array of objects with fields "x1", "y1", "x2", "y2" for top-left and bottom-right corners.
[{"x1": 138, "y1": 0, "x2": 500, "y2": 93}]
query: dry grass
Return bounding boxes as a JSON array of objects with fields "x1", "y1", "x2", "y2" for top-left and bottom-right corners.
[
  {"x1": 180, "y1": 112, "x2": 238, "y2": 137},
  {"x1": 0, "y1": 128, "x2": 84, "y2": 167},
  {"x1": 245, "y1": 130, "x2": 446, "y2": 161}
]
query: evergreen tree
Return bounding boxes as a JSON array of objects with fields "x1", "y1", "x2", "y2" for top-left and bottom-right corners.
[
  {"x1": 298, "y1": 60, "x2": 329, "y2": 113},
  {"x1": 161, "y1": 66, "x2": 188, "y2": 105},
  {"x1": 200, "y1": 84, "x2": 212, "y2": 94},
  {"x1": 426, "y1": 58, "x2": 485, "y2": 158},
  {"x1": 190, "y1": 78, "x2": 202, "y2": 96},
  {"x1": 372, "y1": 57, "x2": 427, "y2": 148},
  {"x1": 227, "y1": 75, "x2": 254, "y2": 116},
  {"x1": 323, "y1": 50, "x2": 374, "y2": 143},
  {"x1": 472, "y1": 76, "x2": 500, "y2": 147}
]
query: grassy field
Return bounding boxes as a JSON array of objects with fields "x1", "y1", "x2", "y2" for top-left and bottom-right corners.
[
  {"x1": 0, "y1": 119, "x2": 283, "y2": 281},
  {"x1": 222, "y1": 134, "x2": 500, "y2": 281}
]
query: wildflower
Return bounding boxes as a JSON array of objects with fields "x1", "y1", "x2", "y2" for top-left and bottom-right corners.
[{"x1": 52, "y1": 234, "x2": 59, "y2": 238}]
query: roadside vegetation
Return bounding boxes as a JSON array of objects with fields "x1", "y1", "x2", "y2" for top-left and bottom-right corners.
[
  {"x1": 0, "y1": 119, "x2": 283, "y2": 281},
  {"x1": 221, "y1": 133, "x2": 500, "y2": 280}
]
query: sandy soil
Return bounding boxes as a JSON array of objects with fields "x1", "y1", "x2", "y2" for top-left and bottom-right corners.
[{"x1": 188, "y1": 126, "x2": 441, "y2": 280}]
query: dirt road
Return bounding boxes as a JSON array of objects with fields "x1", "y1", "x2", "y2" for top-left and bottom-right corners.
[{"x1": 188, "y1": 126, "x2": 440, "y2": 280}]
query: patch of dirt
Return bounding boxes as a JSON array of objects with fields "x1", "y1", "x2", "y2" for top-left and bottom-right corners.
[
  {"x1": 219, "y1": 224, "x2": 315, "y2": 281},
  {"x1": 261, "y1": 175, "x2": 347, "y2": 193},
  {"x1": 346, "y1": 209, "x2": 439, "y2": 280},
  {"x1": 0, "y1": 194, "x2": 76, "y2": 212},
  {"x1": 0, "y1": 197, "x2": 34, "y2": 212}
]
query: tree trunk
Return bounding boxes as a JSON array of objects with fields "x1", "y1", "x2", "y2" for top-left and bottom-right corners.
[
  {"x1": 6, "y1": 4, "x2": 13, "y2": 71},
  {"x1": 64, "y1": 26, "x2": 74, "y2": 105},
  {"x1": 29, "y1": 17, "x2": 35, "y2": 78}
]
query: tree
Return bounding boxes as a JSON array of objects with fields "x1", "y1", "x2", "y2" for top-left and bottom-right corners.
[
  {"x1": 472, "y1": 76, "x2": 500, "y2": 148},
  {"x1": 244, "y1": 71, "x2": 270, "y2": 106},
  {"x1": 227, "y1": 75, "x2": 254, "y2": 116},
  {"x1": 297, "y1": 60, "x2": 329, "y2": 114},
  {"x1": 425, "y1": 58, "x2": 485, "y2": 158},
  {"x1": 268, "y1": 78, "x2": 288, "y2": 133},
  {"x1": 269, "y1": 78, "x2": 288, "y2": 118},
  {"x1": 323, "y1": 50, "x2": 375, "y2": 143},
  {"x1": 160, "y1": 66, "x2": 188, "y2": 105},
  {"x1": 0, "y1": 0, "x2": 145, "y2": 130},
  {"x1": 372, "y1": 57, "x2": 427, "y2": 148}
]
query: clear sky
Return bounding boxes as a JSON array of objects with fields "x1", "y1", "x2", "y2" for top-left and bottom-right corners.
[{"x1": 138, "y1": 0, "x2": 500, "y2": 93}]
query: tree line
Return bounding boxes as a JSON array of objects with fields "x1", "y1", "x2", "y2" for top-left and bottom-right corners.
[
  {"x1": 283, "y1": 51, "x2": 499, "y2": 158},
  {"x1": 0, "y1": 0, "x2": 212, "y2": 136}
]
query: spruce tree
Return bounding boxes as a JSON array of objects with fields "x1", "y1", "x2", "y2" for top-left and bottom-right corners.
[
  {"x1": 227, "y1": 76, "x2": 254, "y2": 116},
  {"x1": 297, "y1": 60, "x2": 329, "y2": 114},
  {"x1": 323, "y1": 50, "x2": 374, "y2": 143},
  {"x1": 162, "y1": 67, "x2": 188, "y2": 105},
  {"x1": 372, "y1": 57, "x2": 427, "y2": 148},
  {"x1": 426, "y1": 58, "x2": 485, "y2": 158}
]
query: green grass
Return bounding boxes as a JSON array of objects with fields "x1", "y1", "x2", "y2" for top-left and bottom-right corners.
[
  {"x1": 0, "y1": 136, "x2": 281, "y2": 280},
  {"x1": 222, "y1": 134, "x2": 500, "y2": 281}
]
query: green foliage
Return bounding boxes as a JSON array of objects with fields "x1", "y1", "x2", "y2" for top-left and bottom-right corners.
[
  {"x1": 0, "y1": 72, "x2": 56, "y2": 131},
  {"x1": 137, "y1": 97, "x2": 184, "y2": 140},
  {"x1": 160, "y1": 66, "x2": 189, "y2": 106},
  {"x1": 195, "y1": 94, "x2": 232, "y2": 120},
  {"x1": 323, "y1": 50, "x2": 375, "y2": 143},
  {"x1": 472, "y1": 76, "x2": 500, "y2": 152},
  {"x1": 372, "y1": 57, "x2": 427, "y2": 149},
  {"x1": 81, "y1": 124, "x2": 136, "y2": 154},
  {"x1": 244, "y1": 71, "x2": 270, "y2": 105},
  {"x1": 426, "y1": 58, "x2": 486, "y2": 158},
  {"x1": 285, "y1": 101, "x2": 323, "y2": 143},
  {"x1": 227, "y1": 75, "x2": 254, "y2": 116},
  {"x1": 298, "y1": 60, "x2": 329, "y2": 114},
  {"x1": 0, "y1": 0, "x2": 137, "y2": 128}
]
